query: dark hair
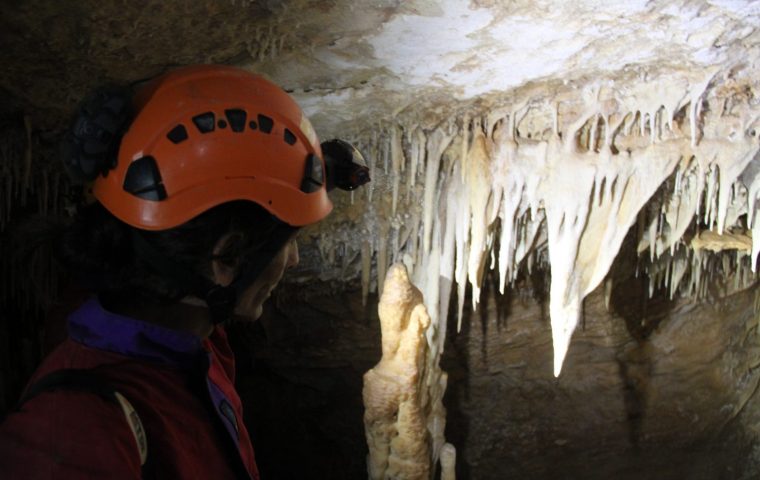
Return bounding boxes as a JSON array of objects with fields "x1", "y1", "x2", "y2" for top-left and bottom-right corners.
[{"x1": 59, "y1": 200, "x2": 280, "y2": 309}]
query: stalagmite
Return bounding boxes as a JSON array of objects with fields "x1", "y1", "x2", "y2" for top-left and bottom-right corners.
[
  {"x1": 363, "y1": 264, "x2": 450, "y2": 480},
  {"x1": 439, "y1": 443, "x2": 456, "y2": 480}
]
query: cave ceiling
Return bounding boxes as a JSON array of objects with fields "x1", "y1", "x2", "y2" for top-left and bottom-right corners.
[
  {"x1": 2, "y1": 0, "x2": 760, "y2": 377},
  {"x1": 1, "y1": 0, "x2": 758, "y2": 136}
]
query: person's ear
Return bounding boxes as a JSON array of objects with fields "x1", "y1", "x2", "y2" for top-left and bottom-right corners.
[
  {"x1": 286, "y1": 238, "x2": 300, "y2": 269},
  {"x1": 211, "y1": 233, "x2": 238, "y2": 286}
]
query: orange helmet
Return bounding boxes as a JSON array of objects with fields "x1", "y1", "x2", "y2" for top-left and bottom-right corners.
[{"x1": 93, "y1": 64, "x2": 333, "y2": 230}]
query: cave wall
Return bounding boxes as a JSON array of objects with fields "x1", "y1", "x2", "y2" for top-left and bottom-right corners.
[{"x1": 229, "y1": 248, "x2": 760, "y2": 479}]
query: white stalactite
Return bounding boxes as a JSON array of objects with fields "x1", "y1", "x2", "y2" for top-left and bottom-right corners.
[
  {"x1": 350, "y1": 74, "x2": 760, "y2": 382},
  {"x1": 391, "y1": 125, "x2": 404, "y2": 216},
  {"x1": 422, "y1": 127, "x2": 455, "y2": 255},
  {"x1": 465, "y1": 121, "x2": 494, "y2": 308}
]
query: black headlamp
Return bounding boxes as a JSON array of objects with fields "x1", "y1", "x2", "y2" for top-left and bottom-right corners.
[{"x1": 321, "y1": 139, "x2": 371, "y2": 192}]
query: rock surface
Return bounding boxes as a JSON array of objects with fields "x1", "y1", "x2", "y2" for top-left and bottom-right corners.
[{"x1": 229, "y1": 256, "x2": 760, "y2": 479}]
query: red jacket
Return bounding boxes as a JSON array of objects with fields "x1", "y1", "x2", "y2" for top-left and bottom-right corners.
[{"x1": 0, "y1": 298, "x2": 260, "y2": 479}]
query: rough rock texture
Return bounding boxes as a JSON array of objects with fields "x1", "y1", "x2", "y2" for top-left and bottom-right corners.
[
  {"x1": 444, "y1": 271, "x2": 760, "y2": 479},
  {"x1": 228, "y1": 248, "x2": 760, "y2": 479},
  {"x1": 2, "y1": 0, "x2": 758, "y2": 137}
]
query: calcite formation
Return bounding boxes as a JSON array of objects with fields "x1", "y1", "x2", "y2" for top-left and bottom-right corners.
[
  {"x1": 316, "y1": 73, "x2": 760, "y2": 378},
  {"x1": 363, "y1": 263, "x2": 451, "y2": 480}
]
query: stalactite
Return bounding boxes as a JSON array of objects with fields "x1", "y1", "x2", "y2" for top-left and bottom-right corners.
[
  {"x1": 460, "y1": 115, "x2": 469, "y2": 182},
  {"x1": 367, "y1": 132, "x2": 378, "y2": 203},
  {"x1": 377, "y1": 221, "x2": 390, "y2": 296},
  {"x1": 383, "y1": 132, "x2": 390, "y2": 175},
  {"x1": 465, "y1": 120, "x2": 494, "y2": 307},
  {"x1": 604, "y1": 276, "x2": 613, "y2": 311},
  {"x1": 493, "y1": 111, "x2": 522, "y2": 293},
  {"x1": 422, "y1": 126, "x2": 454, "y2": 255},
  {"x1": 361, "y1": 238, "x2": 372, "y2": 307},
  {"x1": 438, "y1": 161, "x2": 460, "y2": 349},
  {"x1": 408, "y1": 127, "x2": 424, "y2": 195},
  {"x1": 349, "y1": 74, "x2": 759, "y2": 381},
  {"x1": 454, "y1": 155, "x2": 470, "y2": 332},
  {"x1": 0, "y1": 115, "x2": 70, "y2": 317},
  {"x1": 391, "y1": 125, "x2": 404, "y2": 216}
]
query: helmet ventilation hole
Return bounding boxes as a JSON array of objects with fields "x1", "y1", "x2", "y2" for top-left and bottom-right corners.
[
  {"x1": 284, "y1": 129, "x2": 297, "y2": 145},
  {"x1": 166, "y1": 124, "x2": 188, "y2": 144},
  {"x1": 225, "y1": 109, "x2": 247, "y2": 132},
  {"x1": 192, "y1": 112, "x2": 215, "y2": 133},
  {"x1": 123, "y1": 156, "x2": 167, "y2": 201},
  {"x1": 300, "y1": 154, "x2": 324, "y2": 193},
  {"x1": 257, "y1": 114, "x2": 274, "y2": 133}
]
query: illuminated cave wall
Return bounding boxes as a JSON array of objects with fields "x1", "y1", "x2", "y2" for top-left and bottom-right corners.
[
  {"x1": 309, "y1": 73, "x2": 760, "y2": 376},
  {"x1": 292, "y1": 73, "x2": 760, "y2": 478}
]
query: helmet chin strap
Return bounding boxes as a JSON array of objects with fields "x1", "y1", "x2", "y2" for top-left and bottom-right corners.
[{"x1": 131, "y1": 224, "x2": 297, "y2": 325}]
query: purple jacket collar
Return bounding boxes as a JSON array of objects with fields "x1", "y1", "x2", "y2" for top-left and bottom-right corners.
[{"x1": 67, "y1": 297, "x2": 204, "y2": 368}]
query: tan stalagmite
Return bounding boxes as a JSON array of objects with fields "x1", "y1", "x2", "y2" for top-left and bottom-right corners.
[
  {"x1": 439, "y1": 443, "x2": 456, "y2": 480},
  {"x1": 363, "y1": 263, "x2": 452, "y2": 480}
]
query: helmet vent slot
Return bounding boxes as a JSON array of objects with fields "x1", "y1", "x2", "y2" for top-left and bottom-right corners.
[
  {"x1": 284, "y1": 129, "x2": 297, "y2": 145},
  {"x1": 123, "y1": 156, "x2": 167, "y2": 201},
  {"x1": 225, "y1": 109, "x2": 247, "y2": 132},
  {"x1": 167, "y1": 124, "x2": 188, "y2": 144},
  {"x1": 192, "y1": 112, "x2": 216, "y2": 133},
  {"x1": 257, "y1": 114, "x2": 274, "y2": 134},
  {"x1": 300, "y1": 154, "x2": 324, "y2": 193}
]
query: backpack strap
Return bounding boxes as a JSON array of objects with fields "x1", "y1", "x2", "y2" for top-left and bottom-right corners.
[{"x1": 17, "y1": 369, "x2": 148, "y2": 467}]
